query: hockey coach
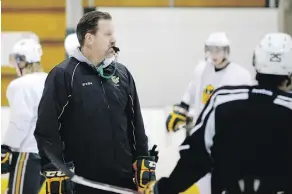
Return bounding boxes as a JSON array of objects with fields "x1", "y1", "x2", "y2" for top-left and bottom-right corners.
[{"x1": 34, "y1": 11, "x2": 156, "y2": 194}]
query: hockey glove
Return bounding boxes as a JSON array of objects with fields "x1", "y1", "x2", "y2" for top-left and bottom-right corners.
[
  {"x1": 42, "y1": 162, "x2": 75, "y2": 194},
  {"x1": 1, "y1": 145, "x2": 12, "y2": 174},
  {"x1": 166, "y1": 102, "x2": 189, "y2": 132},
  {"x1": 133, "y1": 156, "x2": 156, "y2": 191},
  {"x1": 140, "y1": 181, "x2": 159, "y2": 194},
  {"x1": 149, "y1": 145, "x2": 159, "y2": 163}
]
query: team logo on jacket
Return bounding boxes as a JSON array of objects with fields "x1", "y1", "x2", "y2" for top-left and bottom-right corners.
[
  {"x1": 202, "y1": 84, "x2": 214, "y2": 104},
  {"x1": 111, "y1": 76, "x2": 120, "y2": 86}
]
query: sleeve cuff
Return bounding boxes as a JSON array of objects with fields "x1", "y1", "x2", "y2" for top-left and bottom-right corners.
[{"x1": 180, "y1": 101, "x2": 190, "y2": 111}]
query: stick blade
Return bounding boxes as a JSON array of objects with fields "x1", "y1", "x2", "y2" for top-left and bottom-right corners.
[
  {"x1": 44, "y1": 148, "x2": 75, "y2": 178},
  {"x1": 44, "y1": 147, "x2": 139, "y2": 194}
]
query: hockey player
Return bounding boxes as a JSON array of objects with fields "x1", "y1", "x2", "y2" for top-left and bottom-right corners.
[
  {"x1": 34, "y1": 11, "x2": 156, "y2": 194},
  {"x1": 166, "y1": 32, "x2": 253, "y2": 194},
  {"x1": 1, "y1": 38, "x2": 47, "y2": 194},
  {"x1": 142, "y1": 32, "x2": 292, "y2": 194},
  {"x1": 166, "y1": 32, "x2": 253, "y2": 133}
]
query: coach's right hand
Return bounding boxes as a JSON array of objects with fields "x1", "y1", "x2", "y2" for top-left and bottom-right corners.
[
  {"x1": 166, "y1": 102, "x2": 189, "y2": 132},
  {"x1": 42, "y1": 162, "x2": 75, "y2": 194}
]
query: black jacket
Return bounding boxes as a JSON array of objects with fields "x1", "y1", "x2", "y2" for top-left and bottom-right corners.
[
  {"x1": 157, "y1": 85, "x2": 292, "y2": 194},
  {"x1": 34, "y1": 49, "x2": 148, "y2": 182}
]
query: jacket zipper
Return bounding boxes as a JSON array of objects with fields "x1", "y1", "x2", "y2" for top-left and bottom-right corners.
[
  {"x1": 94, "y1": 66, "x2": 110, "y2": 108},
  {"x1": 100, "y1": 79, "x2": 110, "y2": 108},
  {"x1": 99, "y1": 76, "x2": 118, "y2": 166}
]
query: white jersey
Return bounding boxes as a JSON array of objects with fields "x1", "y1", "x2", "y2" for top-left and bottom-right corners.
[
  {"x1": 3, "y1": 72, "x2": 48, "y2": 153},
  {"x1": 182, "y1": 61, "x2": 253, "y2": 120}
]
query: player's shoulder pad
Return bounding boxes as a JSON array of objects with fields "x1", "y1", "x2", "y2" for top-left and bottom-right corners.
[
  {"x1": 7, "y1": 76, "x2": 28, "y2": 91},
  {"x1": 227, "y1": 62, "x2": 253, "y2": 83},
  {"x1": 6, "y1": 77, "x2": 29, "y2": 99},
  {"x1": 275, "y1": 91, "x2": 292, "y2": 110},
  {"x1": 7, "y1": 73, "x2": 48, "y2": 94},
  {"x1": 195, "y1": 60, "x2": 207, "y2": 70},
  {"x1": 229, "y1": 62, "x2": 250, "y2": 73},
  {"x1": 193, "y1": 60, "x2": 207, "y2": 76},
  {"x1": 278, "y1": 91, "x2": 292, "y2": 101},
  {"x1": 213, "y1": 85, "x2": 251, "y2": 94},
  {"x1": 208, "y1": 85, "x2": 251, "y2": 103}
]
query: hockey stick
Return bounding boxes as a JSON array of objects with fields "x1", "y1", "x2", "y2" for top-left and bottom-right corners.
[
  {"x1": 166, "y1": 125, "x2": 186, "y2": 147},
  {"x1": 185, "y1": 117, "x2": 194, "y2": 137},
  {"x1": 44, "y1": 148, "x2": 139, "y2": 194}
]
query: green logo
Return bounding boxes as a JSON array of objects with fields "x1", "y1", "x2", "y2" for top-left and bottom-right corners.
[{"x1": 111, "y1": 76, "x2": 120, "y2": 85}]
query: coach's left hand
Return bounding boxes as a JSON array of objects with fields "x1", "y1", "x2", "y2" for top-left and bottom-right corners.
[{"x1": 133, "y1": 156, "x2": 156, "y2": 191}]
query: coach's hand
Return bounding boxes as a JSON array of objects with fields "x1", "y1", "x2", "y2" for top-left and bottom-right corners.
[
  {"x1": 1, "y1": 145, "x2": 12, "y2": 174},
  {"x1": 42, "y1": 162, "x2": 75, "y2": 194},
  {"x1": 133, "y1": 156, "x2": 156, "y2": 191},
  {"x1": 166, "y1": 103, "x2": 189, "y2": 132}
]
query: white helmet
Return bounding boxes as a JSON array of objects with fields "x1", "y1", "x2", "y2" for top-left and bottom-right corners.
[
  {"x1": 253, "y1": 33, "x2": 292, "y2": 76},
  {"x1": 64, "y1": 33, "x2": 79, "y2": 56},
  {"x1": 205, "y1": 32, "x2": 230, "y2": 47},
  {"x1": 205, "y1": 32, "x2": 230, "y2": 64},
  {"x1": 10, "y1": 38, "x2": 43, "y2": 64}
]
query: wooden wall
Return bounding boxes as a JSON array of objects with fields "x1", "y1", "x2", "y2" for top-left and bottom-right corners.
[
  {"x1": 1, "y1": 0, "x2": 266, "y2": 106},
  {"x1": 83, "y1": 0, "x2": 266, "y2": 7},
  {"x1": 83, "y1": 0, "x2": 169, "y2": 7},
  {"x1": 174, "y1": 0, "x2": 266, "y2": 7},
  {"x1": 1, "y1": 0, "x2": 66, "y2": 106}
]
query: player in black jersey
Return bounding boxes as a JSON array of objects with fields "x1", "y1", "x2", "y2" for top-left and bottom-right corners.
[{"x1": 142, "y1": 33, "x2": 292, "y2": 194}]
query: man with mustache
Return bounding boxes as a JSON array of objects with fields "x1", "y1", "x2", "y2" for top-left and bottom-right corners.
[{"x1": 34, "y1": 11, "x2": 156, "y2": 194}]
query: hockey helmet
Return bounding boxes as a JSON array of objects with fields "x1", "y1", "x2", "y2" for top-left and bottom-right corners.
[
  {"x1": 9, "y1": 38, "x2": 42, "y2": 66},
  {"x1": 205, "y1": 32, "x2": 230, "y2": 64},
  {"x1": 205, "y1": 32, "x2": 230, "y2": 47},
  {"x1": 253, "y1": 33, "x2": 292, "y2": 76},
  {"x1": 64, "y1": 33, "x2": 80, "y2": 57}
]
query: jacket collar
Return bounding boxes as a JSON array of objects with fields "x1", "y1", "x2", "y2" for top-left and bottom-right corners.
[{"x1": 71, "y1": 47, "x2": 110, "y2": 69}]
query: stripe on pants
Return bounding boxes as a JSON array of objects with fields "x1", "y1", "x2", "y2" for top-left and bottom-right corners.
[{"x1": 12, "y1": 153, "x2": 28, "y2": 194}]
